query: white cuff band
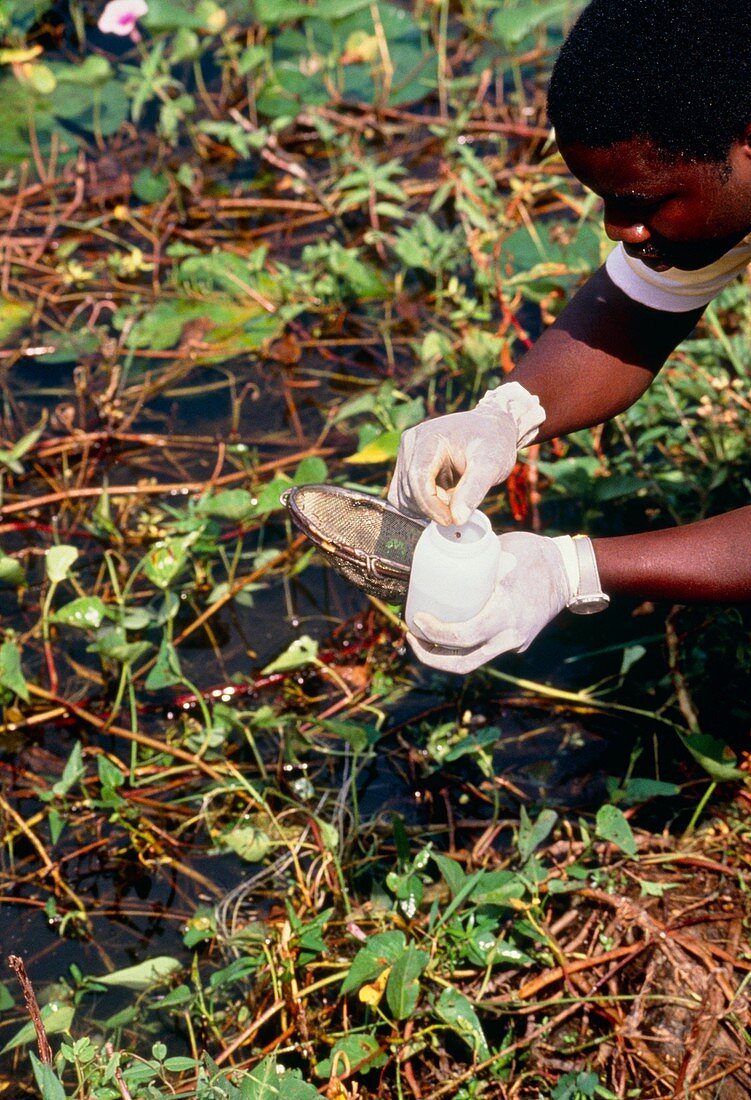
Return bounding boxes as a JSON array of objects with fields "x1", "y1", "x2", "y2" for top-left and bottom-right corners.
[
  {"x1": 552, "y1": 535, "x2": 579, "y2": 603},
  {"x1": 475, "y1": 382, "x2": 546, "y2": 449},
  {"x1": 553, "y1": 534, "x2": 610, "y2": 615}
]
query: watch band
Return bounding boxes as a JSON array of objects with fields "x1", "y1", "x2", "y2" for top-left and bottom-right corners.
[
  {"x1": 570, "y1": 535, "x2": 610, "y2": 615},
  {"x1": 553, "y1": 534, "x2": 610, "y2": 615}
]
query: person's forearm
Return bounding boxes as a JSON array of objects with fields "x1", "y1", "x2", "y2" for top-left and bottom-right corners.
[
  {"x1": 593, "y1": 507, "x2": 751, "y2": 601},
  {"x1": 508, "y1": 266, "x2": 704, "y2": 441}
]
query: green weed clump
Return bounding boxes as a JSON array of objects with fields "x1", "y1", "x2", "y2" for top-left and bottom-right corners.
[{"x1": 0, "y1": 0, "x2": 750, "y2": 1097}]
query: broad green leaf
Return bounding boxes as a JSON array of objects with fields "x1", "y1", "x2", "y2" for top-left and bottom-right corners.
[
  {"x1": 492, "y1": 0, "x2": 573, "y2": 46},
  {"x1": 132, "y1": 168, "x2": 170, "y2": 204},
  {"x1": 344, "y1": 429, "x2": 401, "y2": 464},
  {"x1": 595, "y1": 804, "x2": 637, "y2": 857},
  {"x1": 51, "y1": 741, "x2": 84, "y2": 798},
  {"x1": 144, "y1": 532, "x2": 199, "y2": 589},
  {"x1": 311, "y1": 718, "x2": 373, "y2": 751},
  {"x1": 261, "y1": 634, "x2": 318, "y2": 674},
  {"x1": 97, "y1": 956, "x2": 182, "y2": 990},
  {"x1": 0, "y1": 552, "x2": 27, "y2": 586},
  {"x1": 0, "y1": 637, "x2": 29, "y2": 702},
  {"x1": 517, "y1": 806, "x2": 558, "y2": 863},
  {"x1": 97, "y1": 755, "x2": 124, "y2": 790},
  {"x1": 608, "y1": 777, "x2": 680, "y2": 805},
  {"x1": 292, "y1": 456, "x2": 328, "y2": 484},
  {"x1": 432, "y1": 851, "x2": 466, "y2": 897},
  {"x1": 29, "y1": 1051, "x2": 66, "y2": 1100},
  {"x1": 241, "y1": 1055, "x2": 319, "y2": 1098},
  {"x1": 677, "y1": 732, "x2": 744, "y2": 782},
  {"x1": 315, "y1": 1033, "x2": 385, "y2": 1078},
  {"x1": 52, "y1": 56, "x2": 112, "y2": 86},
  {"x1": 87, "y1": 628, "x2": 151, "y2": 666},
  {"x1": 341, "y1": 930, "x2": 406, "y2": 994},
  {"x1": 435, "y1": 986, "x2": 490, "y2": 1059},
  {"x1": 196, "y1": 490, "x2": 256, "y2": 521},
  {"x1": 385, "y1": 942, "x2": 428, "y2": 1020},
  {"x1": 469, "y1": 870, "x2": 526, "y2": 906},
  {"x1": 0, "y1": 982, "x2": 13, "y2": 1011},
  {"x1": 253, "y1": 0, "x2": 313, "y2": 24},
  {"x1": 144, "y1": 638, "x2": 182, "y2": 691},
  {"x1": 221, "y1": 825, "x2": 271, "y2": 862},
  {"x1": 0, "y1": 297, "x2": 33, "y2": 342},
  {"x1": 1, "y1": 1000, "x2": 74, "y2": 1053},
  {"x1": 53, "y1": 596, "x2": 106, "y2": 630},
  {"x1": 45, "y1": 545, "x2": 78, "y2": 583}
]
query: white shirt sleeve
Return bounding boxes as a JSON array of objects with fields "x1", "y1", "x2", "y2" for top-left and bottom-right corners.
[{"x1": 605, "y1": 237, "x2": 751, "y2": 313}]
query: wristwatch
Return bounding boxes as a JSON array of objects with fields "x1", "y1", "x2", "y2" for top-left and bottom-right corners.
[{"x1": 553, "y1": 534, "x2": 610, "y2": 615}]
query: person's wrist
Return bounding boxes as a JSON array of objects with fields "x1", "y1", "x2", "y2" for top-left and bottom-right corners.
[{"x1": 474, "y1": 381, "x2": 546, "y2": 448}]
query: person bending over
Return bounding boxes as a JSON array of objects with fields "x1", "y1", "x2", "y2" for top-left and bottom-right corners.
[{"x1": 389, "y1": 0, "x2": 751, "y2": 672}]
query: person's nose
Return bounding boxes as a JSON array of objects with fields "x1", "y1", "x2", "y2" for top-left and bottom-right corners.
[{"x1": 603, "y1": 205, "x2": 651, "y2": 245}]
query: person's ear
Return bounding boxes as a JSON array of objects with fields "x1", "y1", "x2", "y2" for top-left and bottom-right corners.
[{"x1": 741, "y1": 122, "x2": 751, "y2": 156}]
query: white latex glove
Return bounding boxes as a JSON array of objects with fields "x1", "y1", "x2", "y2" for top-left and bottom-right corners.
[
  {"x1": 388, "y1": 382, "x2": 545, "y2": 526},
  {"x1": 407, "y1": 532, "x2": 573, "y2": 673}
]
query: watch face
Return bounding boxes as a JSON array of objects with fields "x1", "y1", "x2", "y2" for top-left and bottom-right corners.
[{"x1": 569, "y1": 594, "x2": 610, "y2": 615}]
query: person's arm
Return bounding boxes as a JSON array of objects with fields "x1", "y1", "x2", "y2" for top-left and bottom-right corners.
[
  {"x1": 594, "y1": 508, "x2": 751, "y2": 602},
  {"x1": 510, "y1": 264, "x2": 705, "y2": 439},
  {"x1": 388, "y1": 264, "x2": 704, "y2": 525}
]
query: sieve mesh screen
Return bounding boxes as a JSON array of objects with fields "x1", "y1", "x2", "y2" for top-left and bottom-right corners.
[{"x1": 283, "y1": 484, "x2": 426, "y2": 603}]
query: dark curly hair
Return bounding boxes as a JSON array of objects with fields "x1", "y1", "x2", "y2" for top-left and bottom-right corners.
[{"x1": 548, "y1": 0, "x2": 751, "y2": 163}]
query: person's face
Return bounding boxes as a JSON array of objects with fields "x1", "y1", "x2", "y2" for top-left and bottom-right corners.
[{"x1": 559, "y1": 133, "x2": 751, "y2": 271}]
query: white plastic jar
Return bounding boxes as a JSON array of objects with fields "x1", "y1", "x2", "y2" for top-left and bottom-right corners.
[{"x1": 405, "y1": 510, "x2": 502, "y2": 640}]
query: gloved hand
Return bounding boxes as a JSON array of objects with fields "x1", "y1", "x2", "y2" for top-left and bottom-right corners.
[
  {"x1": 388, "y1": 382, "x2": 545, "y2": 526},
  {"x1": 407, "y1": 531, "x2": 573, "y2": 673}
]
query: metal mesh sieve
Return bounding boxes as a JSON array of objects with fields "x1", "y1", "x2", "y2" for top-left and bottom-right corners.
[{"x1": 282, "y1": 483, "x2": 427, "y2": 603}]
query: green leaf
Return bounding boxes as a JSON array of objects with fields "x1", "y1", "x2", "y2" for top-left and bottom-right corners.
[
  {"x1": 432, "y1": 852, "x2": 466, "y2": 897},
  {"x1": 315, "y1": 1033, "x2": 386, "y2": 1078},
  {"x1": 253, "y1": 0, "x2": 313, "y2": 24},
  {"x1": 97, "y1": 755, "x2": 124, "y2": 790},
  {"x1": 517, "y1": 806, "x2": 558, "y2": 863},
  {"x1": 595, "y1": 804, "x2": 637, "y2": 857},
  {"x1": 196, "y1": 489, "x2": 256, "y2": 521},
  {"x1": 385, "y1": 942, "x2": 428, "y2": 1019},
  {"x1": 144, "y1": 638, "x2": 182, "y2": 691},
  {"x1": 435, "y1": 986, "x2": 490, "y2": 1059},
  {"x1": 311, "y1": 718, "x2": 373, "y2": 751},
  {"x1": 132, "y1": 168, "x2": 170, "y2": 204},
  {"x1": 53, "y1": 56, "x2": 112, "y2": 86},
  {"x1": 51, "y1": 741, "x2": 84, "y2": 798},
  {"x1": 221, "y1": 825, "x2": 271, "y2": 862},
  {"x1": 0, "y1": 637, "x2": 29, "y2": 702},
  {"x1": 29, "y1": 1052, "x2": 66, "y2": 1100},
  {"x1": 469, "y1": 870, "x2": 526, "y2": 907},
  {"x1": 344, "y1": 429, "x2": 401, "y2": 464},
  {"x1": 292, "y1": 456, "x2": 328, "y2": 484},
  {"x1": 0, "y1": 982, "x2": 13, "y2": 1012},
  {"x1": 341, "y1": 930, "x2": 406, "y2": 994},
  {"x1": 0, "y1": 414, "x2": 47, "y2": 474},
  {"x1": 677, "y1": 732, "x2": 745, "y2": 782},
  {"x1": 45, "y1": 544, "x2": 79, "y2": 583},
  {"x1": 241, "y1": 1056, "x2": 320, "y2": 1098},
  {"x1": 0, "y1": 297, "x2": 33, "y2": 342},
  {"x1": 261, "y1": 634, "x2": 318, "y2": 674},
  {"x1": 53, "y1": 596, "x2": 107, "y2": 630},
  {"x1": 1, "y1": 1000, "x2": 74, "y2": 1053},
  {"x1": 144, "y1": 532, "x2": 199, "y2": 589},
  {"x1": 97, "y1": 956, "x2": 182, "y2": 990},
  {"x1": 492, "y1": 0, "x2": 574, "y2": 46}
]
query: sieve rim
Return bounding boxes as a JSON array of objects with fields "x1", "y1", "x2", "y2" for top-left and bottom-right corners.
[{"x1": 282, "y1": 483, "x2": 427, "y2": 585}]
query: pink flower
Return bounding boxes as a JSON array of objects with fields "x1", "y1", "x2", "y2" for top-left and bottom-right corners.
[{"x1": 98, "y1": 0, "x2": 148, "y2": 37}]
